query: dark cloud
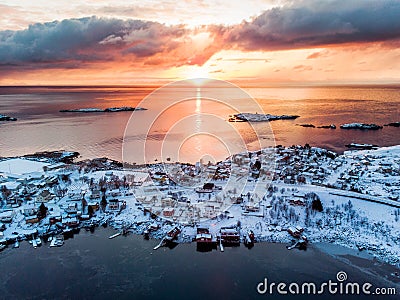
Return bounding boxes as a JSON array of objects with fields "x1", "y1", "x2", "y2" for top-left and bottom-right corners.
[
  {"x1": 1, "y1": 1, "x2": 400, "y2": 74},
  {"x1": 0, "y1": 16, "x2": 187, "y2": 67},
  {"x1": 224, "y1": 0, "x2": 400, "y2": 51}
]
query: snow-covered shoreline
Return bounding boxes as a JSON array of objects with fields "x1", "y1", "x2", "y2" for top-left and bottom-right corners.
[{"x1": 0, "y1": 145, "x2": 399, "y2": 268}]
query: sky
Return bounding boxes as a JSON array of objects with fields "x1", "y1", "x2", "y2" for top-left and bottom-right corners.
[{"x1": 0, "y1": 0, "x2": 400, "y2": 85}]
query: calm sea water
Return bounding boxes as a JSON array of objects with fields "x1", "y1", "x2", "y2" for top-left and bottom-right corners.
[
  {"x1": 0, "y1": 85, "x2": 399, "y2": 163},
  {"x1": 0, "y1": 228, "x2": 398, "y2": 300},
  {"x1": 0, "y1": 85, "x2": 399, "y2": 298}
]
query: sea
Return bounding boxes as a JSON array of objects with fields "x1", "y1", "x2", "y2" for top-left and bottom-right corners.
[
  {"x1": 0, "y1": 228, "x2": 399, "y2": 300},
  {"x1": 0, "y1": 84, "x2": 399, "y2": 164},
  {"x1": 0, "y1": 84, "x2": 399, "y2": 299}
]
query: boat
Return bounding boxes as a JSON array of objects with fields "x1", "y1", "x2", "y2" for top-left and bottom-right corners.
[
  {"x1": 244, "y1": 230, "x2": 255, "y2": 246},
  {"x1": 50, "y1": 236, "x2": 64, "y2": 247},
  {"x1": 287, "y1": 235, "x2": 308, "y2": 250},
  {"x1": 35, "y1": 237, "x2": 42, "y2": 246},
  {"x1": 32, "y1": 239, "x2": 38, "y2": 249},
  {"x1": 13, "y1": 240, "x2": 19, "y2": 248}
]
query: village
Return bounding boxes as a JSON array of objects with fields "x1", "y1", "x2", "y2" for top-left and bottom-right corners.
[{"x1": 0, "y1": 145, "x2": 399, "y2": 266}]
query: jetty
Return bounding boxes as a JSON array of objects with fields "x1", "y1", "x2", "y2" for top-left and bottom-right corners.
[{"x1": 108, "y1": 232, "x2": 121, "y2": 239}]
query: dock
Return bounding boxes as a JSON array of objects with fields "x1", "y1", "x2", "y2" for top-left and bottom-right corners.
[
  {"x1": 153, "y1": 237, "x2": 166, "y2": 250},
  {"x1": 108, "y1": 232, "x2": 121, "y2": 239}
]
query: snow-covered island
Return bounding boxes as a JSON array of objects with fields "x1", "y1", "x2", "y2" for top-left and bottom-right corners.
[
  {"x1": 60, "y1": 106, "x2": 147, "y2": 113},
  {"x1": 385, "y1": 122, "x2": 400, "y2": 127},
  {"x1": 340, "y1": 123, "x2": 383, "y2": 130},
  {"x1": 0, "y1": 114, "x2": 17, "y2": 121},
  {"x1": 0, "y1": 145, "x2": 400, "y2": 267},
  {"x1": 230, "y1": 113, "x2": 299, "y2": 122}
]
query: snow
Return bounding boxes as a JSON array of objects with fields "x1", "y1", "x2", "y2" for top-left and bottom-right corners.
[
  {"x1": 0, "y1": 158, "x2": 49, "y2": 176},
  {"x1": 0, "y1": 146, "x2": 400, "y2": 267}
]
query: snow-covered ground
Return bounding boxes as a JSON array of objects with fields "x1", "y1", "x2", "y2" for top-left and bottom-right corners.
[{"x1": 0, "y1": 145, "x2": 399, "y2": 267}]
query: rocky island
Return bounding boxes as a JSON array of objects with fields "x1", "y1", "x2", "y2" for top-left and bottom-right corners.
[
  {"x1": 230, "y1": 113, "x2": 299, "y2": 122},
  {"x1": 60, "y1": 106, "x2": 147, "y2": 113},
  {"x1": 0, "y1": 114, "x2": 17, "y2": 121},
  {"x1": 340, "y1": 123, "x2": 383, "y2": 130},
  {"x1": 385, "y1": 122, "x2": 400, "y2": 127}
]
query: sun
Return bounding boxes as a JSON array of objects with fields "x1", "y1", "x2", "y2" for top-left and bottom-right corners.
[{"x1": 183, "y1": 66, "x2": 210, "y2": 81}]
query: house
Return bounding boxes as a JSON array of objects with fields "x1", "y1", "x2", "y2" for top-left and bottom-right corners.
[
  {"x1": 25, "y1": 215, "x2": 39, "y2": 224},
  {"x1": 288, "y1": 226, "x2": 301, "y2": 238},
  {"x1": 163, "y1": 207, "x2": 174, "y2": 217},
  {"x1": 89, "y1": 189, "x2": 101, "y2": 199},
  {"x1": 0, "y1": 210, "x2": 14, "y2": 223},
  {"x1": 108, "y1": 199, "x2": 119, "y2": 210},
  {"x1": 63, "y1": 217, "x2": 79, "y2": 227},
  {"x1": 220, "y1": 228, "x2": 240, "y2": 244},
  {"x1": 23, "y1": 205, "x2": 37, "y2": 217},
  {"x1": 289, "y1": 199, "x2": 306, "y2": 206},
  {"x1": 65, "y1": 203, "x2": 78, "y2": 215},
  {"x1": 87, "y1": 201, "x2": 99, "y2": 212},
  {"x1": 161, "y1": 197, "x2": 176, "y2": 207},
  {"x1": 49, "y1": 213, "x2": 62, "y2": 224},
  {"x1": 36, "y1": 189, "x2": 54, "y2": 203},
  {"x1": 245, "y1": 202, "x2": 260, "y2": 212}
]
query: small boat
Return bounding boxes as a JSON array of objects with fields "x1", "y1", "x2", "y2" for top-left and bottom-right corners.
[
  {"x1": 108, "y1": 232, "x2": 121, "y2": 239},
  {"x1": 0, "y1": 244, "x2": 6, "y2": 251},
  {"x1": 35, "y1": 237, "x2": 42, "y2": 247},
  {"x1": 32, "y1": 239, "x2": 38, "y2": 249},
  {"x1": 13, "y1": 240, "x2": 19, "y2": 248},
  {"x1": 244, "y1": 230, "x2": 255, "y2": 246},
  {"x1": 50, "y1": 236, "x2": 64, "y2": 247}
]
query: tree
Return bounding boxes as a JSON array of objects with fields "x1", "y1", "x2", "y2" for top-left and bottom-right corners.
[
  {"x1": 81, "y1": 194, "x2": 87, "y2": 213},
  {"x1": 38, "y1": 202, "x2": 48, "y2": 219},
  {"x1": 312, "y1": 198, "x2": 323, "y2": 212},
  {"x1": 100, "y1": 194, "x2": 107, "y2": 211},
  {"x1": 1, "y1": 185, "x2": 11, "y2": 200},
  {"x1": 88, "y1": 205, "x2": 94, "y2": 217}
]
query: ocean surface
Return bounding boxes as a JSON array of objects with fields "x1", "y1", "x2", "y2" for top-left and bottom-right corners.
[
  {"x1": 0, "y1": 228, "x2": 398, "y2": 300},
  {"x1": 0, "y1": 84, "x2": 399, "y2": 163},
  {"x1": 0, "y1": 84, "x2": 400, "y2": 299}
]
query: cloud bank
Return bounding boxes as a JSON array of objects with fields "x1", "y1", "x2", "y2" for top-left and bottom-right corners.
[
  {"x1": 224, "y1": 0, "x2": 400, "y2": 51},
  {"x1": 1, "y1": 1, "x2": 400, "y2": 73}
]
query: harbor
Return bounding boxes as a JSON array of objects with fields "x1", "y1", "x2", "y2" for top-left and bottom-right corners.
[{"x1": 0, "y1": 227, "x2": 399, "y2": 299}]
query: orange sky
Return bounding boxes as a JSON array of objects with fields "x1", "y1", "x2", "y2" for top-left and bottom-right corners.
[{"x1": 1, "y1": 1, "x2": 400, "y2": 85}]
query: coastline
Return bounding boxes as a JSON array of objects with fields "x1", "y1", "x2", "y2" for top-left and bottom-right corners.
[{"x1": 0, "y1": 145, "x2": 399, "y2": 271}]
